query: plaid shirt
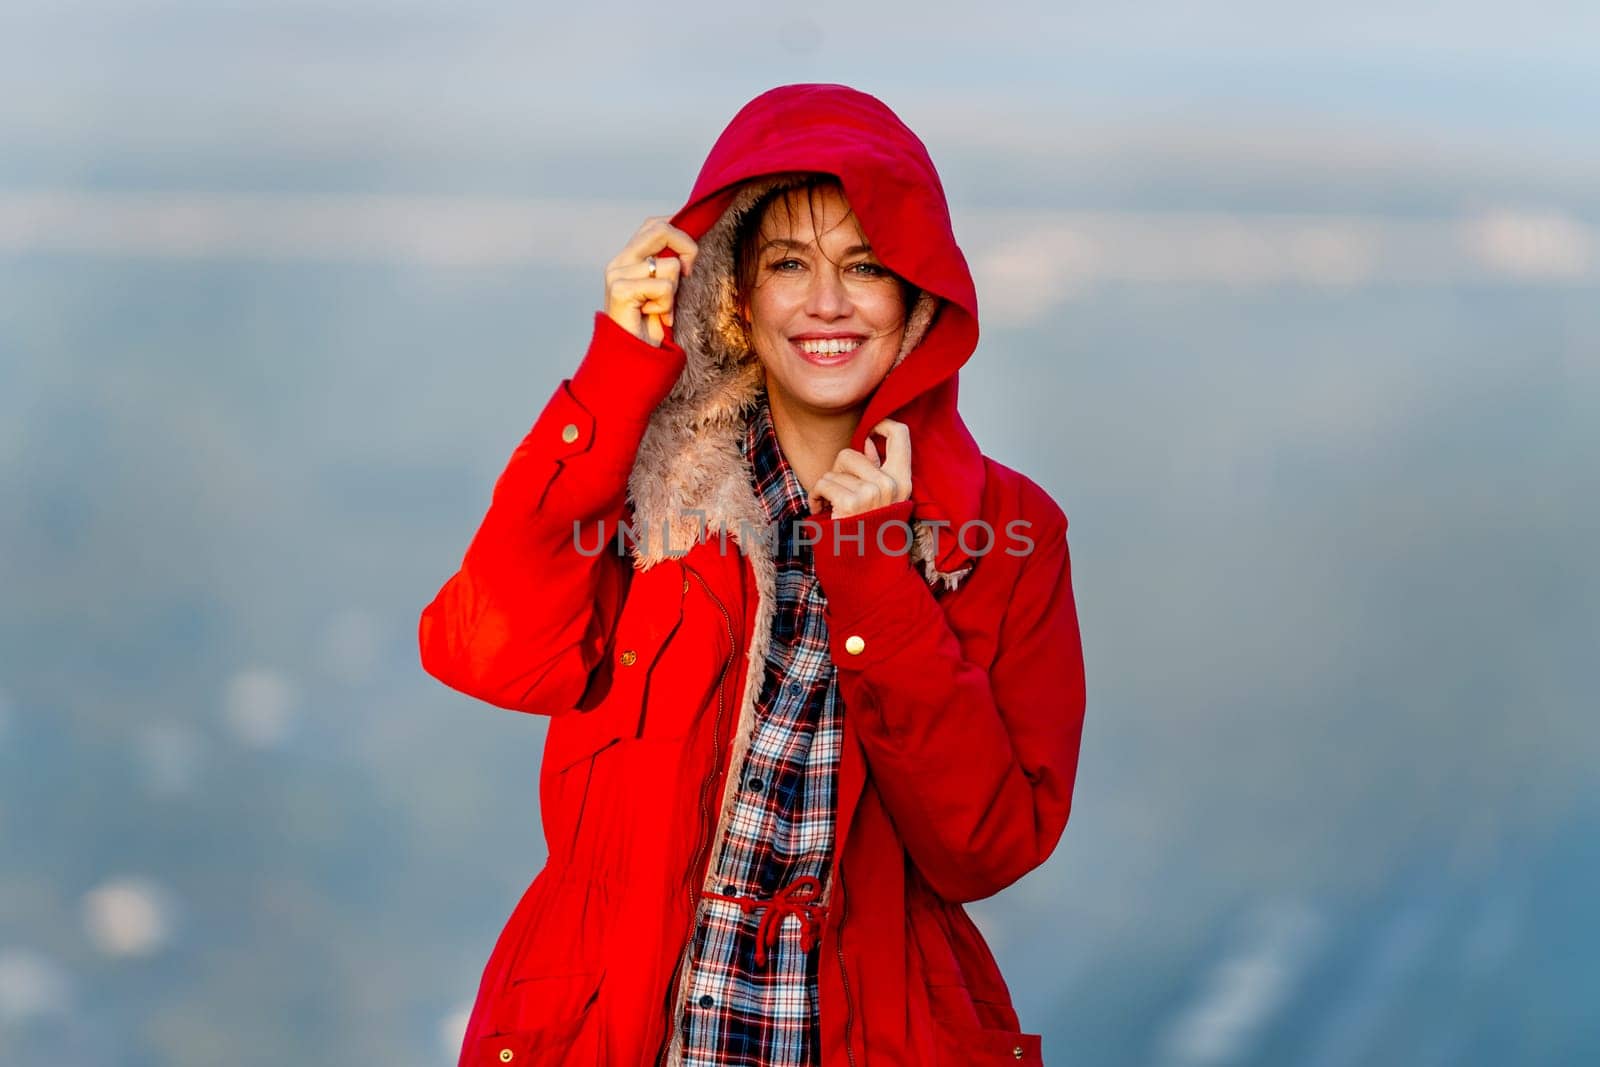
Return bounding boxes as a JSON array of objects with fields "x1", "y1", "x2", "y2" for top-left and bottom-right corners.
[{"x1": 676, "y1": 385, "x2": 842, "y2": 1067}]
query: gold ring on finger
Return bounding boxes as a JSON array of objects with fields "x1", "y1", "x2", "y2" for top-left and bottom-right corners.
[{"x1": 646, "y1": 255, "x2": 658, "y2": 278}]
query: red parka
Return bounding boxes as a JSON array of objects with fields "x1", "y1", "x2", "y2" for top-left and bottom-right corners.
[{"x1": 419, "y1": 83, "x2": 1087, "y2": 1067}]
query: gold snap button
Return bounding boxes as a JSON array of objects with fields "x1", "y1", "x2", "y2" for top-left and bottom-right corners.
[
  {"x1": 561, "y1": 423, "x2": 580, "y2": 444},
  {"x1": 1013, "y1": 1046, "x2": 1024, "y2": 1059},
  {"x1": 499, "y1": 1049, "x2": 515, "y2": 1063},
  {"x1": 619, "y1": 649, "x2": 638, "y2": 666},
  {"x1": 844, "y1": 634, "x2": 865, "y2": 655}
]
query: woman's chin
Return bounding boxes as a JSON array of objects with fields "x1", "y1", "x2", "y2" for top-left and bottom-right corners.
[
  {"x1": 785, "y1": 365, "x2": 884, "y2": 406},
  {"x1": 777, "y1": 381, "x2": 872, "y2": 416}
]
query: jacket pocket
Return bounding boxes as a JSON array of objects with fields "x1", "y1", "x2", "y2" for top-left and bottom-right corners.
[
  {"x1": 910, "y1": 893, "x2": 1044, "y2": 1065},
  {"x1": 476, "y1": 967, "x2": 608, "y2": 1066},
  {"x1": 931, "y1": 1020, "x2": 1043, "y2": 1066},
  {"x1": 925, "y1": 983, "x2": 1044, "y2": 1066},
  {"x1": 588, "y1": 561, "x2": 688, "y2": 740},
  {"x1": 636, "y1": 563, "x2": 733, "y2": 742}
]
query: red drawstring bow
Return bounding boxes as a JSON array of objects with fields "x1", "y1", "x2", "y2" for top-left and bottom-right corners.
[{"x1": 702, "y1": 875, "x2": 830, "y2": 968}]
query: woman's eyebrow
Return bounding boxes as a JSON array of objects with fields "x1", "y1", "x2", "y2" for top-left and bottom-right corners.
[{"x1": 759, "y1": 237, "x2": 874, "y2": 256}]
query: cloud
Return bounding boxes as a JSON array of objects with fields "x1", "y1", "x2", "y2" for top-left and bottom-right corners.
[
  {"x1": 1157, "y1": 899, "x2": 1326, "y2": 1066},
  {"x1": 3, "y1": 193, "x2": 1593, "y2": 312},
  {"x1": 0, "y1": 948, "x2": 72, "y2": 1025},
  {"x1": 81, "y1": 876, "x2": 178, "y2": 958},
  {"x1": 223, "y1": 667, "x2": 299, "y2": 750},
  {"x1": 970, "y1": 209, "x2": 1596, "y2": 326}
]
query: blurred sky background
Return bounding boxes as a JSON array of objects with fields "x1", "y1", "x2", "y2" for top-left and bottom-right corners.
[{"x1": 2, "y1": 2, "x2": 1598, "y2": 1065}]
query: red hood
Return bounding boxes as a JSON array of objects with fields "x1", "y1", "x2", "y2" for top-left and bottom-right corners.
[{"x1": 666, "y1": 83, "x2": 985, "y2": 577}]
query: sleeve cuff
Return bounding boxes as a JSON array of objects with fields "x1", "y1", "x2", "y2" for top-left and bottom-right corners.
[{"x1": 811, "y1": 499, "x2": 936, "y2": 667}]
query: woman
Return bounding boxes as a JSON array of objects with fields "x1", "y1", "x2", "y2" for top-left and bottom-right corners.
[{"x1": 420, "y1": 83, "x2": 1087, "y2": 1067}]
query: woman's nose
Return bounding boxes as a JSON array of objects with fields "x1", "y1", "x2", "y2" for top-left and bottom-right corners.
[{"x1": 804, "y1": 266, "x2": 852, "y2": 318}]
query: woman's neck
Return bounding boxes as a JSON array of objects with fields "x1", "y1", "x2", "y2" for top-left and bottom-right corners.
[{"x1": 763, "y1": 383, "x2": 861, "y2": 501}]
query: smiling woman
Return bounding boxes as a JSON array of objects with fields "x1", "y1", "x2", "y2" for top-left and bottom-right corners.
[
  {"x1": 729, "y1": 177, "x2": 928, "y2": 518},
  {"x1": 419, "y1": 82, "x2": 1086, "y2": 1067},
  {"x1": 729, "y1": 177, "x2": 927, "y2": 513}
]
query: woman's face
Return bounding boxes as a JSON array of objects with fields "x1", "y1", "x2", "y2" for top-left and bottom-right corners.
[{"x1": 742, "y1": 184, "x2": 907, "y2": 422}]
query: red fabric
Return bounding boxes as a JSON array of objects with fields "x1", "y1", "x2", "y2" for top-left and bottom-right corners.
[{"x1": 420, "y1": 83, "x2": 1085, "y2": 1066}]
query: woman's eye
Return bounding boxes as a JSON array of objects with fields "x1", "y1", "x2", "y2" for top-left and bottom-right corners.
[
  {"x1": 851, "y1": 262, "x2": 886, "y2": 276},
  {"x1": 771, "y1": 258, "x2": 803, "y2": 271}
]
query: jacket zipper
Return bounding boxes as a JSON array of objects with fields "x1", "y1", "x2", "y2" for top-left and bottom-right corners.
[
  {"x1": 653, "y1": 562, "x2": 737, "y2": 1066},
  {"x1": 835, "y1": 857, "x2": 858, "y2": 1067}
]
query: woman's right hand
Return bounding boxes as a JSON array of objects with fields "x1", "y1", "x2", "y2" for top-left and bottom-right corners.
[{"x1": 604, "y1": 217, "x2": 699, "y2": 348}]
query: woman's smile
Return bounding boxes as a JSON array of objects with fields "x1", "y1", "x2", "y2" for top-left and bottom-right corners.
[{"x1": 791, "y1": 334, "x2": 868, "y2": 366}]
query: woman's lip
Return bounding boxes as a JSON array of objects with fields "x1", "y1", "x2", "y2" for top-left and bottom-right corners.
[{"x1": 790, "y1": 339, "x2": 862, "y2": 366}]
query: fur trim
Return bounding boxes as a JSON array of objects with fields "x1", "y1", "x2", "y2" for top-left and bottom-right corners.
[{"x1": 912, "y1": 519, "x2": 975, "y2": 592}]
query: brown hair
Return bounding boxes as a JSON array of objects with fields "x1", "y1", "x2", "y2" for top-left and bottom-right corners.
[{"x1": 732, "y1": 174, "x2": 918, "y2": 351}]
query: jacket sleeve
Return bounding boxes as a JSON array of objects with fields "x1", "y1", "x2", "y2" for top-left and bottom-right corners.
[
  {"x1": 417, "y1": 311, "x2": 686, "y2": 713},
  {"x1": 810, "y1": 493, "x2": 1087, "y2": 903}
]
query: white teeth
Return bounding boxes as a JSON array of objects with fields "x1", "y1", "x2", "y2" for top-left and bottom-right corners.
[{"x1": 797, "y1": 339, "x2": 860, "y2": 355}]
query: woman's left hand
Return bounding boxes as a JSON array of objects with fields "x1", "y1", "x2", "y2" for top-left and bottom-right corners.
[{"x1": 808, "y1": 418, "x2": 913, "y2": 519}]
